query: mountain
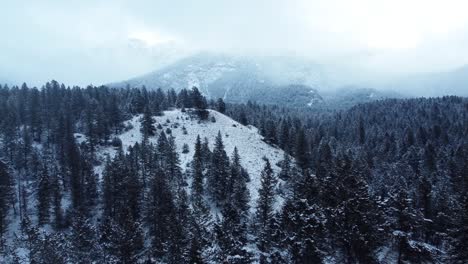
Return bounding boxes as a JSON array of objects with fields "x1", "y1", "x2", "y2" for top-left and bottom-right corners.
[
  {"x1": 383, "y1": 65, "x2": 468, "y2": 97},
  {"x1": 109, "y1": 53, "x2": 326, "y2": 106},
  {"x1": 109, "y1": 53, "x2": 410, "y2": 108},
  {"x1": 0, "y1": 75, "x2": 14, "y2": 86},
  {"x1": 315, "y1": 86, "x2": 404, "y2": 109}
]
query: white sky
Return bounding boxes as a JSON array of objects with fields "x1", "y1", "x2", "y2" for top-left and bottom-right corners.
[{"x1": 2, "y1": 0, "x2": 468, "y2": 86}]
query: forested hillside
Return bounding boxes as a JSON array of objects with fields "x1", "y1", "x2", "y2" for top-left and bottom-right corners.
[
  {"x1": 0, "y1": 81, "x2": 467, "y2": 263},
  {"x1": 226, "y1": 97, "x2": 468, "y2": 263}
]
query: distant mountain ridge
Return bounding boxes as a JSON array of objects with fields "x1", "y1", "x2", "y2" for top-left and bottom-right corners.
[
  {"x1": 383, "y1": 65, "x2": 468, "y2": 97},
  {"x1": 109, "y1": 53, "x2": 326, "y2": 106},
  {"x1": 110, "y1": 52, "x2": 406, "y2": 107}
]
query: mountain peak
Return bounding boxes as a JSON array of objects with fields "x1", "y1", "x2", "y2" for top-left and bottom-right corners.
[{"x1": 109, "y1": 53, "x2": 326, "y2": 106}]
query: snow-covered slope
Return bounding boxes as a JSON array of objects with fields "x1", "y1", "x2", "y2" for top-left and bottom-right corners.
[{"x1": 95, "y1": 109, "x2": 286, "y2": 206}]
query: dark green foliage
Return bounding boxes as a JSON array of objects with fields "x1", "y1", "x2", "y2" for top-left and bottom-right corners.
[
  {"x1": 0, "y1": 160, "x2": 13, "y2": 249},
  {"x1": 146, "y1": 168, "x2": 177, "y2": 259},
  {"x1": 191, "y1": 135, "x2": 204, "y2": 200},
  {"x1": 69, "y1": 214, "x2": 102, "y2": 263},
  {"x1": 216, "y1": 98, "x2": 226, "y2": 113},
  {"x1": 37, "y1": 166, "x2": 51, "y2": 225},
  {"x1": 0, "y1": 83, "x2": 466, "y2": 263},
  {"x1": 207, "y1": 131, "x2": 230, "y2": 206},
  {"x1": 450, "y1": 194, "x2": 468, "y2": 263},
  {"x1": 256, "y1": 159, "x2": 278, "y2": 258},
  {"x1": 100, "y1": 213, "x2": 144, "y2": 263},
  {"x1": 191, "y1": 87, "x2": 209, "y2": 120},
  {"x1": 141, "y1": 106, "x2": 156, "y2": 139},
  {"x1": 294, "y1": 128, "x2": 310, "y2": 170}
]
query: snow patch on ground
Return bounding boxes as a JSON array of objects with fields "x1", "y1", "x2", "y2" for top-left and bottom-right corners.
[{"x1": 95, "y1": 109, "x2": 286, "y2": 206}]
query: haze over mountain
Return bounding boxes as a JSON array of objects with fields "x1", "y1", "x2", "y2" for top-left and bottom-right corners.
[
  {"x1": 109, "y1": 53, "x2": 329, "y2": 106},
  {"x1": 379, "y1": 64, "x2": 468, "y2": 97},
  {"x1": 4, "y1": 0, "x2": 468, "y2": 95},
  {"x1": 109, "y1": 52, "x2": 409, "y2": 107}
]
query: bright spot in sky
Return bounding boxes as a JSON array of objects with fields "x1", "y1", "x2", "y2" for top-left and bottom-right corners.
[
  {"x1": 302, "y1": 0, "x2": 468, "y2": 51},
  {"x1": 363, "y1": 21, "x2": 422, "y2": 50},
  {"x1": 128, "y1": 30, "x2": 175, "y2": 46}
]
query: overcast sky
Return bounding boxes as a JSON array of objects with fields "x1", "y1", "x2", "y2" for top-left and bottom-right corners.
[{"x1": 2, "y1": 0, "x2": 468, "y2": 87}]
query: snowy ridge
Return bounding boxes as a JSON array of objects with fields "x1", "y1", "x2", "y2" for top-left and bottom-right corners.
[
  {"x1": 95, "y1": 109, "x2": 286, "y2": 206},
  {"x1": 109, "y1": 53, "x2": 327, "y2": 106}
]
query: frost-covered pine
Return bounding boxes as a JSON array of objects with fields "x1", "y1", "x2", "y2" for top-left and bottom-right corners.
[
  {"x1": 229, "y1": 147, "x2": 250, "y2": 215},
  {"x1": 69, "y1": 214, "x2": 102, "y2": 263},
  {"x1": 278, "y1": 152, "x2": 292, "y2": 181},
  {"x1": 256, "y1": 159, "x2": 278, "y2": 258},
  {"x1": 216, "y1": 98, "x2": 226, "y2": 114},
  {"x1": 37, "y1": 166, "x2": 51, "y2": 225},
  {"x1": 140, "y1": 106, "x2": 156, "y2": 139},
  {"x1": 191, "y1": 135, "x2": 204, "y2": 200},
  {"x1": 207, "y1": 131, "x2": 230, "y2": 207},
  {"x1": 146, "y1": 168, "x2": 176, "y2": 259},
  {"x1": 450, "y1": 194, "x2": 468, "y2": 263},
  {"x1": 0, "y1": 160, "x2": 14, "y2": 250}
]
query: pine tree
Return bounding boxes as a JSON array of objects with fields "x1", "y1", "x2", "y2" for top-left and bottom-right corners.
[
  {"x1": 333, "y1": 153, "x2": 381, "y2": 264},
  {"x1": 82, "y1": 158, "x2": 98, "y2": 211},
  {"x1": 188, "y1": 237, "x2": 204, "y2": 264},
  {"x1": 100, "y1": 211, "x2": 144, "y2": 263},
  {"x1": 146, "y1": 168, "x2": 176, "y2": 259},
  {"x1": 1, "y1": 110, "x2": 18, "y2": 161},
  {"x1": 41, "y1": 233, "x2": 68, "y2": 263},
  {"x1": 279, "y1": 119, "x2": 290, "y2": 151},
  {"x1": 192, "y1": 135, "x2": 204, "y2": 200},
  {"x1": 229, "y1": 147, "x2": 250, "y2": 215},
  {"x1": 191, "y1": 87, "x2": 208, "y2": 119},
  {"x1": 140, "y1": 106, "x2": 156, "y2": 139},
  {"x1": 156, "y1": 131, "x2": 168, "y2": 168},
  {"x1": 166, "y1": 135, "x2": 183, "y2": 188},
  {"x1": 191, "y1": 195, "x2": 213, "y2": 262},
  {"x1": 176, "y1": 89, "x2": 192, "y2": 108},
  {"x1": 28, "y1": 88, "x2": 42, "y2": 141},
  {"x1": 102, "y1": 149, "x2": 141, "y2": 223},
  {"x1": 201, "y1": 137, "x2": 212, "y2": 168},
  {"x1": 281, "y1": 171, "x2": 324, "y2": 264},
  {"x1": 169, "y1": 188, "x2": 191, "y2": 263},
  {"x1": 207, "y1": 131, "x2": 230, "y2": 207},
  {"x1": 84, "y1": 99, "x2": 99, "y2": 156},
  {"x1": 389, "y1": 190, "x2": 433, "y2": 264},
  {"x1": 216, "y1": 98, "x2": 226, "y2": 114},
  {"x1": 0, "y1": 160, "x2": 14, "y2": 250},
  {"x1": 50, "y1": 166, "x2": 64, "y2": 229},
  {"x1": 316, "y1": 139, "x2": 333, "y2": 179},
  {"x1": 256, "y1": 159, "x2": 278, "y2": 257},
  {"x1": 66, "y1": 131, "x2": 84, "y2": 212},
  {"x1": 182, "y1": 143, "x2": 190, "y2": 153},
  {"x1": 450, "y1": 194, "x2": 468, "y2": 263},
  {"x1": 211, "y1": 147, "x2": 252, "y2": 263},
  {"x1": 191, "y1": 87, "x2": 206, "y2": 110},
  {"x1": 219, "y1": 202, "x2": 252, "y2": 263},
  {"x1": 239, "y1": 110, "x2": 248, "y2": 126},
  {"x1": 358, "y1": 117, "x2": 366, "y2": 144},
  {"x1": 37, "y1": 166, "x2": 51, "y2": 225},
  {"x1": 418, "y1": 172, "x2": 433, "y2": 241},
  {"x1": 17, "y1": 214, "x2": 67, "y2": 263},
  {"x1": 108, "y1": 94, "x2": 122, "y2": 134},
  {"x1": 278, "y1": 152, "x2": 292, "y2": 181},
  {"x1": 295, "y1": 128, "x2": 310, "y2": 170},
  {"x1": 69, "y1": 214, "x2": 102, "y2": 263}
]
